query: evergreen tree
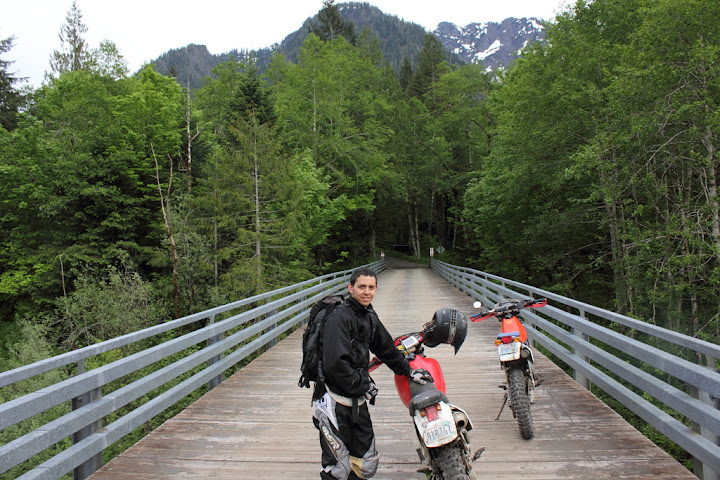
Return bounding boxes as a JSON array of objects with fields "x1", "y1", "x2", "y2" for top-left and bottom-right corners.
[
  {"x1": 194, "y1": 60, "x2": 310, "y2": 296},
  {"x1": 0, "y1": 36, "x2": 25, "y2": 131},
  {"x1": 47, "y1": 0, "x2": 91, "y2": 81},
  {"x1": 228, "y1": 63, "x2": 276, "y2": 126},
  {"x1": 399, "y1": 54, "x2": 413, "y2": 91},
  {"x1": 407, "y1": 33, "x2": 450, "y2": 100},
  {"x1": 309, "y1": 0, "x2": 357, "y2": 44}
]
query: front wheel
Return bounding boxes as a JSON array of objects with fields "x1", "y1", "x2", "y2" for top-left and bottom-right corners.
[
  {"x1": 431, "y1": 443, "x2": 470, "y2": 480},
  {"x1": 508, "y1": 366, "x2": 534, "y2": 439}
]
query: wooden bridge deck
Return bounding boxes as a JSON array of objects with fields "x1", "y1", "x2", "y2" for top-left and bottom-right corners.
[{"x1": 88, "y1": 259, "x2": 695, "y2": 479}]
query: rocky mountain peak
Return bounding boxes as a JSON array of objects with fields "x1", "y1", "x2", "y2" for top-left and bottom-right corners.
[{"x1": 434, "y1": 17, "x2": 545, "y2": 71}]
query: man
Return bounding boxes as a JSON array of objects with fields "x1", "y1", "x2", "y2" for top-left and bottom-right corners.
[{"x1": 313, "y1": 266, "x2": 432, "y2": 479}]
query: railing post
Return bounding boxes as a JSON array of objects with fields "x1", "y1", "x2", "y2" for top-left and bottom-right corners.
[
  {"x1": 207, "y1": 314, "x2": 224, "y2": 390},
  {"x1": 73, "y1": 359, "x2": 103, "y2": 480},
  {"x1": 690, "y1": 356, "x2": 720, "y2": 480},
  {"x1": 572, "y1": 310, "x2": 591, "y2": 391},
  {"x1": 266, "y1": 307, "x2": 279, "y2": 349}
]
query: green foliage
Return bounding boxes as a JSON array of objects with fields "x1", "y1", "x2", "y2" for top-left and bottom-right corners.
[
  {"x1": 270, "y1": 34, "x2": 393, "y2": 263},
  {"x1": 0, "y1": 66, "x2": 184, "y2": 320},
  {"x1": 192, "y1": 58, "x2": 316, "y2": 296},
  {"x1": 53, "y1": 264, "x2": 168, "y2": 348},
  {"x1": 407, "y1": 33, "x2": 451, "y2": 100}
]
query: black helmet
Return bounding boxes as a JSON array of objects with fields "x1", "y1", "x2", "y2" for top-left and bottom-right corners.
[{"x1": 424, "y1": 308, "x2": 468, "y2": 354}]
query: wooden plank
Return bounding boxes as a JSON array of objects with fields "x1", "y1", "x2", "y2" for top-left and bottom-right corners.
[{"x1": 89, "y1": 259, "x2": 695, "y2": 479}]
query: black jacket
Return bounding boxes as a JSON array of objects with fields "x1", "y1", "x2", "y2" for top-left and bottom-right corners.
[{"x1": 322, "y1": 296, "x2": 411, "y2": 398}]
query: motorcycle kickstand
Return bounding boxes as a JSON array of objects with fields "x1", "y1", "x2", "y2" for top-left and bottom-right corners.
[{"x1": 495, "y1": 387, "x2": 508, "y2": 421}]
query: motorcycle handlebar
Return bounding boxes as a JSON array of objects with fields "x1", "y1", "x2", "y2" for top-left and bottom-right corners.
[
  {"x1": 470, "y1": 297, "x2": 547, "y2": 322},
  {"x1": 368, "y1": 331, "x2": 424, "y2": 371}
]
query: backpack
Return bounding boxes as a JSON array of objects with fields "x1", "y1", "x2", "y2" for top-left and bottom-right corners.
[{"x1": 298, "y1": 294, "x2": 346, "y2": 399}]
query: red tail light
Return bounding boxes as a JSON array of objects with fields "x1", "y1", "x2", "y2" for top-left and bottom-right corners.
[{"x1": 422, "y1": 404, "x2": 440, "y2": 422}]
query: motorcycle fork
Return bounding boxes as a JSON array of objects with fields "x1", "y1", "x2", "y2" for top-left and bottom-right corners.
[{"x1": 527, "y1": 361, "x2": 537, "y2": 404}]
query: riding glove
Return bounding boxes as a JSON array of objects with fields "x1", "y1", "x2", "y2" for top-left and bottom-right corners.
[
  {"x1": 365, "y1": 380, "x2": 379, "y2": 402},
  {"x1": 409, "y1": 368, "x2": 434, "y2": 384}
]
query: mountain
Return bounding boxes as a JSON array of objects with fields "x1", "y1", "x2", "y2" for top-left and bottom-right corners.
[
  {"x1": 150, "y1": 2, "x2": 546, "y2": 90},
  {"x1": 433, "y1": 17, "x2": 546, "y2": 71}
]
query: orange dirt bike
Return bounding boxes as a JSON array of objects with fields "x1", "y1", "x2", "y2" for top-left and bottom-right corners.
[
  {"x1": 369, "y1": 308, "x2": 484, "y2": 479},
  {"x1": 470, "y1": 297, "x2": 547, "y2": 440}
]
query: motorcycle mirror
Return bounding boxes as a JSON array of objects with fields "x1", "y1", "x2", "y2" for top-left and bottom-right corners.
[{"x1": 473, "y1": 301, "x2": 482, "y2": 309}]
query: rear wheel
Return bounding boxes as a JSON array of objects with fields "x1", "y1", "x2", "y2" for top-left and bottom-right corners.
[
  {"x1": 508, "y1": 367, "x2": 534, "y2": 439},
  {"x1": 432, "y1": 443, "x2": 470, "y2": 480}
]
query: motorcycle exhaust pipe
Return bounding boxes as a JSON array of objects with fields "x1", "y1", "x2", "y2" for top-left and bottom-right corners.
[{"x1": 453, "y1": 410, "x2": 470, "y2": 429}]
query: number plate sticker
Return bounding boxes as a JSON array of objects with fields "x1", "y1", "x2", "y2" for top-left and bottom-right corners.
[
  {"x1": 414, "y1": 404, "x2": 458, "y2": 447},
  {"x1": 423, "y1": 420, "x2": 455, "y2": 445},
  {"x1": 497, "y1": 342, "x2": 521, "y2": 361}
]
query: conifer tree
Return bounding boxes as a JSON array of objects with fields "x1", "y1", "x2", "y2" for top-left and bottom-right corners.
[
  {"x1": 309, "y1": 0, "x2": 357, "y2": 44},
  {"x1": 407, "y1": 33, "x2": 449, "y2": 100},
  {"x1": 0, "y1": 36, "x2": 24, "y2": 131},
  {"x1": 399, "y1": 54, "x2": 413, "y2": 91},
  {"x1": 47, "y1": 0, "x2": 91, "y2": 80}
]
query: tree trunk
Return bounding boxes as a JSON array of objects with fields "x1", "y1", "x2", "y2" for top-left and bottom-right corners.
[
  {"x1": 406, "y1": 199, "x2": 419, "y2": 258},
  {"x1": 253, "y1": 121, "x2": 262, "y2": 287},
  {"x1": 185, "y1": 83, "x2": 199, "y2": 193},
  {"x1": 153, "y1": 145, "x2": 182, "y2": 318}
]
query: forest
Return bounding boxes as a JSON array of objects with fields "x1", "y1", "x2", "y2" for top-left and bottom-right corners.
[{"x1": 0, "y1": 0, "x2": 718, "y2": 448}]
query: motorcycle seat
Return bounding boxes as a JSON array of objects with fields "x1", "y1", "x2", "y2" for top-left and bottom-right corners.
[{"x1": 408, "y1": 382, "x2": 449, "y2": 415}]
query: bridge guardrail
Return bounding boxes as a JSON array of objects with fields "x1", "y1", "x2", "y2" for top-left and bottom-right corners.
[
  {"x1": 0, "y1": 261, "x2": 386, "y2": 480},
  {"x1": 431, "y1": 259, "x2": 720, "y2": 479}
]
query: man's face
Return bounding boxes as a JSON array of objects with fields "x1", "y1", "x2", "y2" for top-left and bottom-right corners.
[{"x1": 348, "y1": 275, "x2": 377, "y2": 307}]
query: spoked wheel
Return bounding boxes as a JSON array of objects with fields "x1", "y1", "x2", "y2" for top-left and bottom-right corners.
[{"x1": 508, "y1": 366, "x2": 534, "y2": 439}]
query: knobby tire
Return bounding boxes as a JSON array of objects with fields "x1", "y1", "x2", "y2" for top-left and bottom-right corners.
[
  {"x1": 433, "y1": 443, "x2": 470, "y2": 480},
  {"x1": 508, "y1": 366, "x2": 534, "y2": 439}
]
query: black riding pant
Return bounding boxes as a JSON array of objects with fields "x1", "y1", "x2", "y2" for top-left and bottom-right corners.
[{"x1": 313, "y1": 391, "x2": 379, "y2": 479}]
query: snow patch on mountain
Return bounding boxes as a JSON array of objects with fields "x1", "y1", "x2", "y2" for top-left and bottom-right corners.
[{"x1": 434, "y1": 17, "x2": 545, "y2": 71}]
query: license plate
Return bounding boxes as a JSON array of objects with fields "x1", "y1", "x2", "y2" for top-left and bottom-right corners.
[
  {"x1": 498, "y1": 342, "x2": 520, "y2": 361},
  {"x1": 423, "y1": 420, "x2": 455, "y2": 445}
]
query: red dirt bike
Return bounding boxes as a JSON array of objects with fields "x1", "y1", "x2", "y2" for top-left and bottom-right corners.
[
  {"x1": 470, "y1": 297, "x2": 547, "y2": 440},
  {"x1": 369, "y1": 308, "x2": 484, "y2": 480}
]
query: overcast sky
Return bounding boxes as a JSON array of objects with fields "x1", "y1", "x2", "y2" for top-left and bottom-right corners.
[{"x1": 2, "y1": 0, "x2": 568, "y2": 89}]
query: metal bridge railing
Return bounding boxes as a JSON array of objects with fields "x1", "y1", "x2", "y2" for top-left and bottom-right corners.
[
  {"x1": 0, "y1": 261, "x2": 385, "y2": 480},
  {"x1": 431, "y1": 259, "x2": 720, "y2": 480}
]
